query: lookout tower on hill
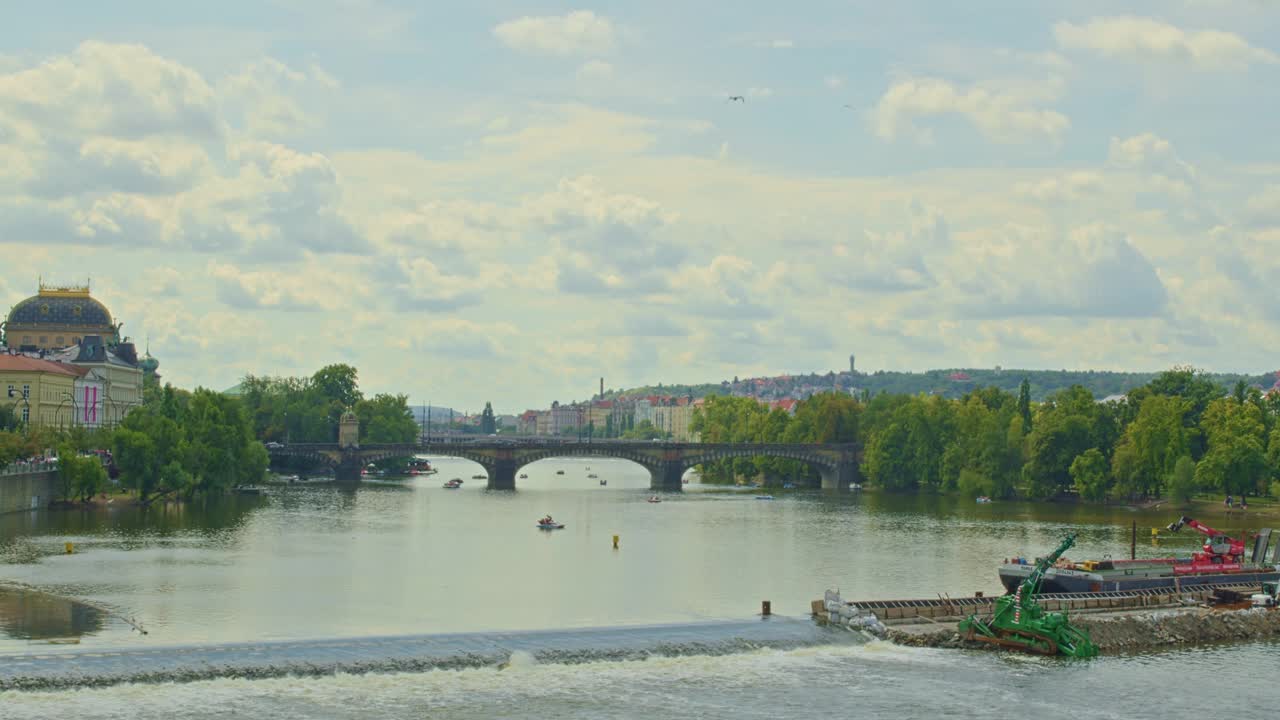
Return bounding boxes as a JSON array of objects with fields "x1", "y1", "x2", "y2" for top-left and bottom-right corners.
[{"x1": 338, "y1": 409, "x2": 359, "y2": 449}]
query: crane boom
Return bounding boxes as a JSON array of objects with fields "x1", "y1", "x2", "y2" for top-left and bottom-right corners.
[{"x1": 1165, "y1": 516, "x2": 1244, "y2": 562}]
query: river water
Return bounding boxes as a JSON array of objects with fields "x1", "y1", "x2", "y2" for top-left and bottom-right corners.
[{"x1": 1, "y1": 457, "x2": 1276, "y2": 717}]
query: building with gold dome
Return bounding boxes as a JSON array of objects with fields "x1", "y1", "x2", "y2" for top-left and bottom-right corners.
[
  {"x1": 1, "y1": 280, "x2": 157, "y2": 428},
  {"x1": 2, "y1": 281, "x2": 121, "y2": 351}
]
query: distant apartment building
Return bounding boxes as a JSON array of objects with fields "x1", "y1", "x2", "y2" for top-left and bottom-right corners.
[
  {"x1": 549, "y1": 402, "x2": 579, "y2": 435},
  {"x1": 586, "y1": 400, "x2": 614, "y2": 432},
  {"x1": 518, "y1": 410, "x2": 539, "y2": 435},
  {"x1": 651, "y1": 398, "x2": 700, "y2": 442}
]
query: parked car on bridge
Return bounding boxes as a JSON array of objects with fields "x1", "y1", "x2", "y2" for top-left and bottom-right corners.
[{"x1": 265, "y1": 441, "x2": 284, "y2": 449}]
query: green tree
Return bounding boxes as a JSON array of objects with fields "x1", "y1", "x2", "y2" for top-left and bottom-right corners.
[
  {"x1": 1109, "y1": 395, "x2": 1190, "y2": 499},
  {"x1": 1069, "y1": 448, "x2": 1110, "y2": 501},
  {"x1": 480, "y1": 402, "x2": 497, "y2": 434},
  {"x1": 1168, "y1": 455, "x2": 1197, "y2": 504},
  {"x1": 1194, "y1": 398, "x2": 1268, "y2": 497},
  {"x1": 311, "y1": 364, "x2": 362, "y2": 408},
  {"x1": 356, "y1": 393, "x2": 418, "y2": 443},
  {"x1": 1021, "y1": 386, "x2": 1110, "y2": 498},
  {"x1": 1018, "y1": 378, "x2": 1032, "y2": 435}
]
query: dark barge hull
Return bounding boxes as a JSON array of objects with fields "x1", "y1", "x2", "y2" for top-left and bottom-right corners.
[{"x1": 998, "y1": 566, "x2": 1280, "y2": 594}]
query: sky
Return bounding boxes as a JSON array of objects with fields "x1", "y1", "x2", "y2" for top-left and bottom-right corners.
[{"x1": 2, "y1": 1, "x2": 1279, "y2": 412}]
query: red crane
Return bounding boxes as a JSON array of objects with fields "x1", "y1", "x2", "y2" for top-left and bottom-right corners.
[{"x1": 1165, "y1": 516, "x2": 1246, "y2": 572}]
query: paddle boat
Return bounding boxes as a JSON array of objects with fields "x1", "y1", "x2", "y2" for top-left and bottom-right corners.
[
  {"x1": 599, "y1": 479, "x2": 607, "y2": 486},
  {"x1": 647, "y1": 496, "x2": 662, "y2": 503},
  {"x1": 536, "y1": 515, "x2": 565, "y2": 530}
]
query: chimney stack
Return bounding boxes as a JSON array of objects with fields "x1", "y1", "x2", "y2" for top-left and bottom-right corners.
[{"x1": 599, "y1": 377, "x2": 604, "y2": 399}]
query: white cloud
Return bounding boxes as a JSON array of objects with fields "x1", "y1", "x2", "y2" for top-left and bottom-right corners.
[
  {"x1": 1015, "y1": 172, "x2": 1105, "y2": 202},
  {"x1": 951, "y1": 224, "x2": 1169, "y2": 318},
  {"x1": 1054, "y1": 16, "x2": 1279, "y2": 69},
  {"x1": 576, "y1": 60, "x2": 614, "y2": 82},
  {"x1": 493, "y1": 10, "x2": 615, "y2": 56},
  {"x1": 827, "y1": 201, "x2": 951, "y2": 293},
  {"x1": 873, "y1": 77, "x2": 1069, "y2": 145},
  {"x1": 0, "y1": 41, "x2": 221, "y2": 140},
  {"x1": 218, "y1": 57, "x2": 340, "y2": 137},
  {"x1": 209, "y1": 260, "x2": 356, "y2": 311}
]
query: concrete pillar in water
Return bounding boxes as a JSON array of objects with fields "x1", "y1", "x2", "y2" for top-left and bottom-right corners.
[
  {"x1": 488, "y1": 455, "x2": 516, "y2": 491},
  {"x1": 819, "y1": 461, "x2": 858, "y2": 490},
  {"x1": 334, "y1": 456, "x2": 363, "y2": 484},
  {"x1": 650, "y1": 461, "x2": 685, "y2": 491}
]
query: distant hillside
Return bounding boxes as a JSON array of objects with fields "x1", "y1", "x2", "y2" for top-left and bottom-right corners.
[{"x1": 607, "y1": 368, "x2": 1277, "y2": 403}]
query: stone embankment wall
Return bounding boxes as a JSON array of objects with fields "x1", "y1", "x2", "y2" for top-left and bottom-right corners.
[
  {"x1": 887, "y1": 607, "x2": 1280, "y2": 654},
  {"x1": 0, "y1": 471, "x2": 57, "y2": 514}
]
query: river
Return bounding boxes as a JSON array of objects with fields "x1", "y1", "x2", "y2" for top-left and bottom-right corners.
[{"x1": 1, "y1": 457, "x2": 1276, "y2": 717}]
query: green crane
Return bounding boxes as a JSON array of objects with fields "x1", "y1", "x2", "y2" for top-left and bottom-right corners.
[{"x1": 958, "y1": 533, "x2": 1099, "y2": 658}]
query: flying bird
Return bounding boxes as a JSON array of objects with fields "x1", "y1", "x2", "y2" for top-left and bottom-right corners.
[{"x1": 728, "y1": 95, "x2": 745, "y2": 102}]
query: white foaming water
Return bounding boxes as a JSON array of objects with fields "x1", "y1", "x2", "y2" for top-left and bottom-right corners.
[{"x1": 0, "y1": 643, "x2": 900, "y2": 720}]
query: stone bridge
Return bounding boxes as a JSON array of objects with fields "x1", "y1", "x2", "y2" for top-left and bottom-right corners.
[{"x1": 268, "y1": 440, "x2": 861, "y2": 491}]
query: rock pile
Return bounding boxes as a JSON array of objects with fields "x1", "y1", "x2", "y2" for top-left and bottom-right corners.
[{"x1": 884, "y1": 607, "x2": 1280, "y2": 654}]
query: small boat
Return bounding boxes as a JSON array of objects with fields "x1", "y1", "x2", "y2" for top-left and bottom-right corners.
[
  {"x1": 519, "y1": 473, "x2": 528, "y2": 479},
  {"x1": 587, "y1": 474, "x2": 598, "y2": 479},
  {"x1": 471, "y1": 474, "x2": 485, "y2": 480},
  {"x1": 556, "y1": 470, "x2": 565, "y2": 475},
  {"x1": 755, "y1": 495, "x2": 774, "y2": 500},
  {"x1": 782, "y1": 483, "x2": 796, "y2": 489},
  {"x1": 599, "y1": 479, "x2": 607, "y2": 486},
  {"x1": 647, "y1": 496, "x2": 661, "y2": 503},
  {"x1": 536, "y1": 516, "x2": 564, "y2": 530},
  {"x1": 443, "y1": 479, "x2": 462, "y2": 489},
  {"x1": 976, "y1": 496, "x2": 992, "y2": 504}
]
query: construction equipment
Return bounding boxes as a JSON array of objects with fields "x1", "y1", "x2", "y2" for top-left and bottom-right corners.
[
  {"x1": 1252, "y1": 581, "x2": 1278, "y2": 608},
  {"x1": 1165, "y1": 516, "x2": 1245, "y2": 571},
  {"x1": 959, "y1": 533, "x2": 1099, "y2": 658}
]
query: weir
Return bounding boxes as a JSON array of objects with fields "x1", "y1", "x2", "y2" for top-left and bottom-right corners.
[{"x1": 0, "y1": 618, "x2": 852, "y2": 691}]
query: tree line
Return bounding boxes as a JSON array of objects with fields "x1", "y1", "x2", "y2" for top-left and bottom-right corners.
[
  {"x1": 692, "y1": 367, "x2": 1280, "y2": 501},
  {"x1": 1, "y1": 363, "x2": 417, "y2": 503},
  {"x1": 236, "y1": 364, "x2": 418, "y2": 446}
]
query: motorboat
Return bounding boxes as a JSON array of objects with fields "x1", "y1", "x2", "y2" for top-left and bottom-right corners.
[
  {"x1": 443, "y1": 479, "x2": 462, "y2": 489},
  {"x1": 755, "y1": 495, "x2": 774, "y2": 500},
  {"x1": 647, "y1": 496, "x2": 662, "y2": 503},
  {"x1": 587, "y1": 474, "x2": 598, "y2": 479},
  {"x1": 556, "y1": 470, "x2": 565, "y2": 475},
  {"x1": 471, "y1": 474, "x2": 485, "y2": 480}
]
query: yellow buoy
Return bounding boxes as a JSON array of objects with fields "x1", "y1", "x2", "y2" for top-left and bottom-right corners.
[
  {"x1": 612, "y1": 534, "x2": 619, "y2": 549},
  {"x1": 64, "y1": 542, "x2": 74, "y2": 554}
]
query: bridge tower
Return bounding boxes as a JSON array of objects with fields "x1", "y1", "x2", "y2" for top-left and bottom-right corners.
[
  {"x1": 338, "y1": 410, "x2": 359, "y2": 449},
  {"x1": 335, "y1": 409, "x2": 362, "y2": 483}
]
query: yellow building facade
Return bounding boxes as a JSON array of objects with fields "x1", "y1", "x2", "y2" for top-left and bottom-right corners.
[{"x1": 0, "y1": 356, "x2": 80, "y2": 427}]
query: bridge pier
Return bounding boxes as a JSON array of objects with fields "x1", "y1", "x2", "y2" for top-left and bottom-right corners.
[
  {"x1": 818, "y1": 461, "x2": 859, "y2": 491},
  {"x1": 335, "y1": 456, "x2": 363, "y2": 485},
  {"x1": 650, "y1": 461, "x2": 686, "y2": 492},
  {"x1": 487, "y1": 458, "x2": 516, "y2": 491}
]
